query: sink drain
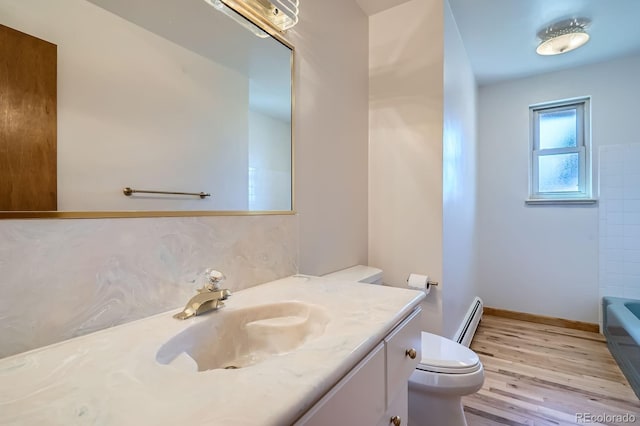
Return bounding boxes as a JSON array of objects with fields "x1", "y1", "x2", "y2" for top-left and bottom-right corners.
[{"x1": 224, "y1": 365, "x2": 239, "y2": 370}]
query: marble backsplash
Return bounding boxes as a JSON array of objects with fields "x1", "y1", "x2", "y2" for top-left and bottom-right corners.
[{"x1": 0, "y1": 215, "x2": 298, "y2": 358}]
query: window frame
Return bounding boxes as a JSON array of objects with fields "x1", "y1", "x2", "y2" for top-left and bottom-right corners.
[{"x1": 529, "y1": 97, "x2": 592, "y2": 202}]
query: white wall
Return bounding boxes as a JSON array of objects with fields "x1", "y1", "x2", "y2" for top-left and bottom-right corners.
[
  {"x1": 441, "y1": 1, "x2": 478, "y2": 339},
  {"x1": 248, "y1": 110, "x2": 292, "y2": 211},
  {"x1": 369, "y1": 0, "x2": 444, "y2": 334},
  {"x1": 0, "y1": 0, "x2": 250, "y2": 211},
  {"x1": 292, "y1": 0, "x2": 369, "y2": 275},
  {"x1": 477, "y1": 54, "x2": 640, "y2": 323}
]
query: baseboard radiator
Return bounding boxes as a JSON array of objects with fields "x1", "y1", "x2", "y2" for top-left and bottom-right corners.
[{"x1": 454, "y1": 297, "x2": 483, "y2": 347}]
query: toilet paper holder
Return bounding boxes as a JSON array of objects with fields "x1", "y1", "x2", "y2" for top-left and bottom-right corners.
[{"x1": 406, "y1": 274, "x2": 439, "y2": 288}]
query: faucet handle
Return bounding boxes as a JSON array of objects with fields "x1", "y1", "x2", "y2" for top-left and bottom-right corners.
[{"x1": 200, "y1": 268, "x2": 225, "y2": 292}]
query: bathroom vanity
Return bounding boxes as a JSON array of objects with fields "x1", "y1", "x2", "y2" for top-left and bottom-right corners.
[
  {"x1": 296, "y1": 307, "x2": 422, "y2": 425},
  {"x1": 0, "y1": 276, "x2": 424, "y2": 425}
]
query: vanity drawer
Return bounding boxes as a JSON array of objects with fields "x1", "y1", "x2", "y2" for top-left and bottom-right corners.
[{"x1": 384, "y1": 308, "x2": 422, "y2": 402}]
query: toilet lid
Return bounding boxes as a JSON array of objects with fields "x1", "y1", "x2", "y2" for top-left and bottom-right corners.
[{"x1": 417, "y1": 332, "x2": 480, "y2": 374}]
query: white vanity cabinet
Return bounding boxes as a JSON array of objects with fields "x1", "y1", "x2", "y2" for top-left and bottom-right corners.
[{"x1": 296, "y1": 308, "x2": 422, "y2": 426}]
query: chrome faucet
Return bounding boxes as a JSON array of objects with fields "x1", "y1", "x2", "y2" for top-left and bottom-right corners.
[{"x1": 173, "y1": 269, "x2": 231, "y2": 320}]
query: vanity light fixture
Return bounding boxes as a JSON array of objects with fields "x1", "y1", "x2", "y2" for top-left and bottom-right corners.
[
  {"x1": 204, "y1": 0, "x2": 270, "y2": 38},
  {"x1": 536, "y1": 18, "x2": 591, "y2": 56},
  {"x1": 206, "y1": 0, "x2": 299, "y2": 36}
]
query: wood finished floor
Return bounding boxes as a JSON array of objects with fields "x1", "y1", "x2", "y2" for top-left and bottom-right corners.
[{"x1": 463, "y1": 315, "x2": 640, "y2": 426}]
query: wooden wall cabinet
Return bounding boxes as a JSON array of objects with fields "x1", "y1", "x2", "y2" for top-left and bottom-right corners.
[{"x1": 0, "y1": 24, "x2": 57, "y2": 211}]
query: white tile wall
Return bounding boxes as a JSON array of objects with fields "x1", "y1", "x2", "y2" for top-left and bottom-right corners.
[{"x1": 600, "y1": 144, "x2": 640, "y2": 307}]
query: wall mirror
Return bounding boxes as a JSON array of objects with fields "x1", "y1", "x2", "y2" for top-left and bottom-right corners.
[{"x1": 0, "y1": 0, "x2": 293, "y2": 218}]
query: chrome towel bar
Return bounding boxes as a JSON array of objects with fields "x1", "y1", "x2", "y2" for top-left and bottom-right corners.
[{"x1": 123, "y1": 187, "x2": 211, "y2": 199}]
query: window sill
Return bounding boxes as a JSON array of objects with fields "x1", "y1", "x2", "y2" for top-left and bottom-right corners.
[{"x1": 525, "y1": 198, "x2": 598, "y2": 206}]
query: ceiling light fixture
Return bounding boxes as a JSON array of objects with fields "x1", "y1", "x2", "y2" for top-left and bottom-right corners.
[{"x1": 536, "y1": 18, "x2": 591, "y2": 56}]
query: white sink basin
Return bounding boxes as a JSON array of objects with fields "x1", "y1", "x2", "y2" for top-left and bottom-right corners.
[{"x1": 155, "y1": 301, "x2": 330, "y2": 371}]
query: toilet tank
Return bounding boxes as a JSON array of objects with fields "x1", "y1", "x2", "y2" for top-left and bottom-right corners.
[{"x1": 322, "y1": 265, "x2": 383, "y2": 285}]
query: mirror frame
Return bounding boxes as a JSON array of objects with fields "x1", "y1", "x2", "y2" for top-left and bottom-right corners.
[{"x1": 0, "y1": 10, "x2": 295, "y2": 219}]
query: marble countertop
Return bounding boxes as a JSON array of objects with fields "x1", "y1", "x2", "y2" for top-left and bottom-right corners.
[{"x1": 0, "y1": 275, "x2": 424, "y2": 425}]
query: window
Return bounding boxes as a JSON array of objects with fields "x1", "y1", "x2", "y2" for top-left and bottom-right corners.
[{"x1": 529, "y1": 97, "x2": 592, "y2": 201}]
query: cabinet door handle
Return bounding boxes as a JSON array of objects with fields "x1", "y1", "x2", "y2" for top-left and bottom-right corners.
[
  {"x1": 405, "y1": 348, "x2": 417, "y2": 359},
  {"x1": 390, "y1": 415, "x2": 402, "y2": 426}
]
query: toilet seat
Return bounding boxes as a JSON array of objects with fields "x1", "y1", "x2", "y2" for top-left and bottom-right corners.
[{"x1": 417, "y1": 332, "x2": 481, "y2": 374}]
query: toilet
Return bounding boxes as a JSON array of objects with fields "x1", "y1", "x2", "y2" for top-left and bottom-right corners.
[
  {"x1": 322, "y1": 265, "x2": 484, "y2": 426},
  {"x1": 322, "y1": 264, "x2": 384, "y2": 284}
]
